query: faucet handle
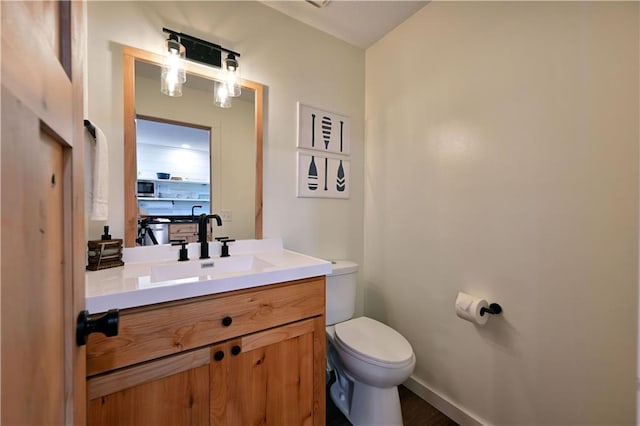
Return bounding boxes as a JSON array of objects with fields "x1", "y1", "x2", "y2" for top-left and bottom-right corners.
[
  {"x1": 171, "y1": 240, "x2": 189, "y2": 262},
  {"x1": 215, "y1": 237, "x2": 235, "y2": 258}
]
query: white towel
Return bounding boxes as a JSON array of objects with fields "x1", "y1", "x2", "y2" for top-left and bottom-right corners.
[{"x1": 90, "y1": 125, "x2": 109, "y2": 221}]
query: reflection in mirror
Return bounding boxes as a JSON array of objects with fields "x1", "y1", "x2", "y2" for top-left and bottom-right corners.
[
  {"x1": 135, "y1": 116, "x2": 211, "y2": 245},
  {"x1": 123, "y1": 46, "x2": 263, "y2": 247}
]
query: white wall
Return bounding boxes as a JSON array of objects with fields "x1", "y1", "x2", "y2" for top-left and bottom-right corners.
[
  {"x1": 365, "y1": 2, "x2": 638, "y2": 424},
  {"x1": 86, "y1": 1, "x2": 365, "y2": 304}
]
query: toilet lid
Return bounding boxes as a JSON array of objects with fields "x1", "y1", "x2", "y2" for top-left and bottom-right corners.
[{"x1": 334, "y1": 317, "x2": 413, "y2": 365}]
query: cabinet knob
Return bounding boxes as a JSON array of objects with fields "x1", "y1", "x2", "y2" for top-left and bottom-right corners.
[
  {"x1": 221, "y1": 316, "x2": 233, "y2": 327},
  {"x1": 213, "y1": 350, "x2": 225, "y2": 361},
  {"x1": 231, "y1": 345, "x2": 241, "y2": 356}
]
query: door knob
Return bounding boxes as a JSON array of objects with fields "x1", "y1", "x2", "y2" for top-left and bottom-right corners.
[{"x1": 76, "y1": 309, "x2": 119, "y2": 346}]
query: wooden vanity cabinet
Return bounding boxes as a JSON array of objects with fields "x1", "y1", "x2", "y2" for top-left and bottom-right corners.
[{"x1": 86, "y1": 277, "x2": 326, "y2": 426}]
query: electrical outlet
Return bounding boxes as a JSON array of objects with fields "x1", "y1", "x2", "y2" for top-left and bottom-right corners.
[{"x1": 220, "y1": 209, "x2": 232, "y2": 222}]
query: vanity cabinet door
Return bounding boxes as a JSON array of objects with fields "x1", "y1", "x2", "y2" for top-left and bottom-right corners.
[
  {"x1": 211, "y1": 317, "x2": 326, "y2": 426},
  {"x1": 87, "y1": 348, "x2": 210, "y2": 426}
]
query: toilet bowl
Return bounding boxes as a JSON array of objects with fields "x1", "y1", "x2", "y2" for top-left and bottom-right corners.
[
  {"x1": 326, "y1": 261, "x2": 415, "y2": 426},
  {"x1": 332, "y1": 317, "x2": 415, "y2": 387}
]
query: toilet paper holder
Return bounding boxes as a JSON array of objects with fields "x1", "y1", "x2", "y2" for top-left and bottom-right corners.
[{"x1": 480, "y1": 303, "x2": 503, "y2": 316}]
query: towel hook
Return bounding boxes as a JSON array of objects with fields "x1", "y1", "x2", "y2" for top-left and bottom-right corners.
[{"x1": 84, "y1": 119, "x2": 96, "y2": 139}]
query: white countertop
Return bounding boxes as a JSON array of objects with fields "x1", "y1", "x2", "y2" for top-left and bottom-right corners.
[{"x1": 85, "y1": 238, "x2": 332, "y2": 313}]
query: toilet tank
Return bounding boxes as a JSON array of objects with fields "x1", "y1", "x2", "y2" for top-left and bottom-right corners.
[{"x1": 325, "y1": 260, "x2": 358, "y2": 326}]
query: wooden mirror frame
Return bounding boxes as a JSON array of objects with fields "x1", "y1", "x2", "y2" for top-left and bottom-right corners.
[{"x1": 123, "y1": 45, "x2": 263, "y2": 247}]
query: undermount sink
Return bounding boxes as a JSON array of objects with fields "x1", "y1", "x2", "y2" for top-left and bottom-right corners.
[
  {"x1": 85, "y1": 238, "x2": 332, "y2": 313},
  {"x1": 149, "y1": 255, "x2": 273, "y2": 283}
]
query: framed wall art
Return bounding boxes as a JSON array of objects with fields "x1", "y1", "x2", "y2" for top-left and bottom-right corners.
[
  {"x1": 297, "y1": 152, "x2": 350, "y2": 199},
  {"x1": 297, "y1": 103, "x2": 351, "y2": 155}
]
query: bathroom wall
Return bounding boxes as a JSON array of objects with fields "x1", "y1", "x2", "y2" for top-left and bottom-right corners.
[
  {"x1": 365, "y1": 2, "x2": 638, "y2": 424},
  {"x1": 86, "y1": 1, "x2": 365, "y2": 308}
]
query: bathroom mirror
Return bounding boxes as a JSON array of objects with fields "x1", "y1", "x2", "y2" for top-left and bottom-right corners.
[{"x1": 123, "y1": 46, "x2": 263, "y2": 247}]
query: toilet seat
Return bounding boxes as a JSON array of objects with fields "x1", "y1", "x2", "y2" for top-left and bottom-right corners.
[{"x1": 334, "y1": 317, "x2": 414, "y2": 369}]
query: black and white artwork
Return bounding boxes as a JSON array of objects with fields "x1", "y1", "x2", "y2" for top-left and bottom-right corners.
[
  {"x1": 297, "y1": 153, "x2": 350, "y2": 199},
  {"x1": 297, "y1": 103, "x2": 351, "y2": 155}
]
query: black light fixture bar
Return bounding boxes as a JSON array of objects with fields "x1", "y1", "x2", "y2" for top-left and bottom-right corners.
[{"x1": 162, "y1": 27, "x2": 240, "y2": 68}]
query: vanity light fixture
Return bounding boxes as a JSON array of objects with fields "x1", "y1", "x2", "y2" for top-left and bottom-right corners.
[
  {"x1": 224, "y1": 53, "x2": 241, "y2": 98},
  {"x1": 213, "y1": 81, "x2": 232, "y2": 108},
  {"x1": 161, "y1": 28, "x2": 242, "y2": 107},
  {"x1": 161, "y1": 33, "x2": 186, "y2": 97}
]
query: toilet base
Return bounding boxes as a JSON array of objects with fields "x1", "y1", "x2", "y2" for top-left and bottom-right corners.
[{"x1": 330, "y1": 379, "x2": 403, "y2": 426}]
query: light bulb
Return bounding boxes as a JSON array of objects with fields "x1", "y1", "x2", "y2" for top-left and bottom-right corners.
[
  {"x1": 224, "y1": 54, "x2": 241, "y2": 98},
  {"x1": 214, "y1": 81, "x2": 232, "y2": 108}
]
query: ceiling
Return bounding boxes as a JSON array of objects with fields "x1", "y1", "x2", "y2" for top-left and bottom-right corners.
[
  {"x1": 136, "y1": 117, "x2": 211, "y2": 152},
  {"x1": 260, "y1": 0, "x2": 428, "y2": 49}
]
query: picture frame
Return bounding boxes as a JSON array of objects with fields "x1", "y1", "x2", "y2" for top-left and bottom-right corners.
[
  {"x1": 297, "y1": 152, "x2": 350, "y2": 199},
  {"x1": 297, "y1": 102, "x2": 351, "y2": 155}
]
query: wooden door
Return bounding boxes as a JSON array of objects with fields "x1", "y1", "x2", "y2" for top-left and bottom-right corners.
[
  {"x1": 211, "y1": 318, "x2": 324, "y2": 426},
  {"x1": 1, "y1": 1, "x2": 86, "y2": 424},
  {"x1": 87, "y1": 348, "x2": 211, "y2": 425}
]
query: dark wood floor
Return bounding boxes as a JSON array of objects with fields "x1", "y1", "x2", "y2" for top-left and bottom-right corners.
[{"x1": 326, "y1": 383, "x2": 458, "y2": 426}]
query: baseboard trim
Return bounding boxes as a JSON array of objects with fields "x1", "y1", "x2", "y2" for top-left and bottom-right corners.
[{"x1": 403, "y1": 376, "x2": 487, "y2": 426}]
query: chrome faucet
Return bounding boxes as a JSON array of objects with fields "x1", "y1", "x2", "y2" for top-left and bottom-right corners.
[{"x1": 198, "y1": 213, "x2": 222, "y2": 259}]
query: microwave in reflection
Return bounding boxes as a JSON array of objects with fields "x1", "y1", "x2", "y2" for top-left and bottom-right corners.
[{"x1": 137, "y1": 180, "x2": 156, "y2": 197}]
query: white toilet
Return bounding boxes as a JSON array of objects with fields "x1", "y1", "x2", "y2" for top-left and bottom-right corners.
[{"x1": 326, "y1": 261, "x2": 415, "y2": 426}]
